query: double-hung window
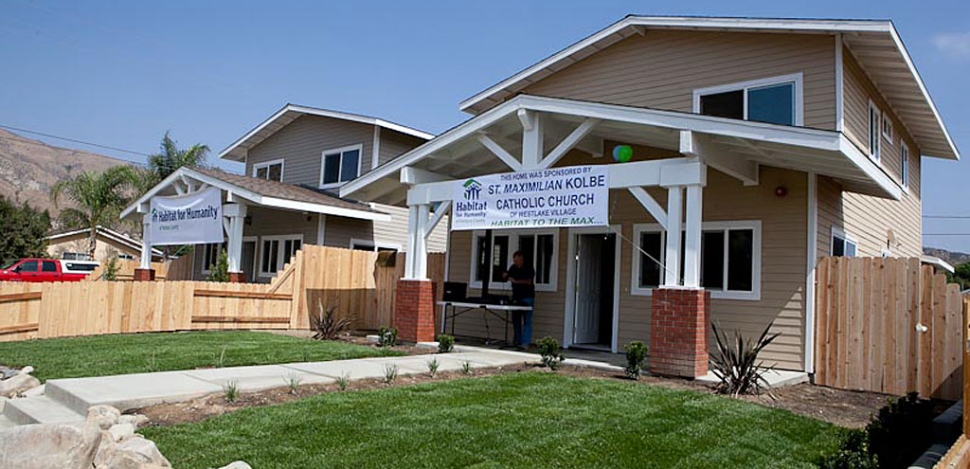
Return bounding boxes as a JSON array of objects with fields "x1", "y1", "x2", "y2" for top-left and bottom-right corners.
[
  {"x1": 201, "y1": 243, "x2": 223, "y2": 274},
  {"x1": 253, "y1": 159, "x2": 284, "y2": 182},
  {"x1": 469, "y1": 230, "x2": 558, "y2": 291},
  {"x1": 631, "y1": 221, "x2": 761, "y2": 300},
  {"x1": 831, "y1": 227, "x2": 858, "y2": 257},
  {"x1": 901, "y1": 145, "x2": 910, "y2": 190},
  {"x1": 868, "y1": 101, "x2": 882, "y2": 162},
  {"x1": 319, "y1": 144, "x2": 362, "y2": 188},
  {"x1": 882, "y1": 112, "x2": 894, "y2": 145},
  {"x1": 694, "y1": 74, "x2": 802, "y2": 127},
  {"x1": 259, "y1": 235, "x2": 303, "y2": 277}
]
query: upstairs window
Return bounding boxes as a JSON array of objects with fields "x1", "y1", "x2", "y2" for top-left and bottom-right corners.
[
  {"x1": 320, "y1": 144, "x2": 362, "y2": 188},
  {"x1": 901, "y1": 145, "x2": 910, "y2": 190},
  {"x1": 694, "y1": 74, "x2": 802, "y2": 126},
  {"x1": 868, "y1": 101, "x2": 881, "y2": 162},
  {"x1": 253, "y1": 159, "x2": 284, "y2": 182},
  {"x1": 882, "y1": 112, "x2": 894, "y2": 145}
]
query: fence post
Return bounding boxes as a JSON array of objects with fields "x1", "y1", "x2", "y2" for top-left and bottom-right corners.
[{"x1": 963, "y1": 298, "x2": 969, "y2": 436}]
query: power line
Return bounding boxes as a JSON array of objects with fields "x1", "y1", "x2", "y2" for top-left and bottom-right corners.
[
  {"x1": 924, "y1": 215, "x2": 970, "y2": 219},
  {"x1": 924, "y1": 234, "x2": 970, "y2": 236},
  {"x1": 0, "y1": 124, "x2": 152, "y2": 158}
]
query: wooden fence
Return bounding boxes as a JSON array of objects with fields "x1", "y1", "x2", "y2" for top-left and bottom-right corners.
[
  {"x1": 815, "y1": 256, "x2": 965, "y2": 400},
  {"x1": 0, "y1": 246, "x2": 445, "y2": 342}
]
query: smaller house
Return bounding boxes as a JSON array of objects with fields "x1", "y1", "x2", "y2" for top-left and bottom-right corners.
[{"x1": 46, "y1": 226, "x2": 164, "y2": 263}]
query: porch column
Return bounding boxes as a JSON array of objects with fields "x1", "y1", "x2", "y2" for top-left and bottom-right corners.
[
  {"x1": 395, "y1": 202, "x2": 435, "y2": 343},
  {"x1": 223, "y1": 203, "x2": 247, "y2": 283},
  {"x1": 134, "y1": 213, "x2": 155, "y2": 281},
  {"x1": 663, "y1": 186, "x2": 683, "y2": 286},
  {"x1": 682, "y1": 184, "x2": 704, "y2": 288}
]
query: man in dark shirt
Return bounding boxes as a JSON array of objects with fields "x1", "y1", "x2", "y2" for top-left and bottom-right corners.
[{"x1": 503, "y1": 251, "x2": 535, "y2": 348}]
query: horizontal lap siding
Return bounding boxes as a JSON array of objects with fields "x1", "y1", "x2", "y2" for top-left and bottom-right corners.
[
  {"x1": 379, "y1": 131, "x2": 427, "y2": 167},
  {"x1": 520, "y1": 30, "x2": 835, "y2": 130},
  {"x1": 370, "y1": 203, "x2": 448, "y2": 253}
]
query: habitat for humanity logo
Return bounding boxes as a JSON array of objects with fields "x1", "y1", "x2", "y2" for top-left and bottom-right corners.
[{"x1": 463, "y1": 179, "x2": 482, "y2": 200}]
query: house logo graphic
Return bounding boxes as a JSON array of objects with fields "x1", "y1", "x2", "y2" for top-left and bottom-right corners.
[{"x1": 463, "y1": 178, "x2": 482, "y2": 200}]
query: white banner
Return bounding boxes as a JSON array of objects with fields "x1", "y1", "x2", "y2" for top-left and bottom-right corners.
[
  {"x1": 149, "y1": 187, "x2": 224, "y2": 246},
  {"x1": 452, "y1": 165, "x2": 609, "y2": 231}
]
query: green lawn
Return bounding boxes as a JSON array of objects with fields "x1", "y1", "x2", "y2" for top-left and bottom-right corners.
[
  {"x1": 143, "y1": 372, "x2": 840, "y2": 469},
  {"x1": 0, "y1": 331, "x2": 399, "y2": 382}
]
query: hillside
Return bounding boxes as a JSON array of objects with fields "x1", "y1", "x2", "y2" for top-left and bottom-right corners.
[
  {"x1": 0, "y1": 128, "x2": 130, "y2": 215},
  {"x1": 923, "y1": 247, "x2": 970, "y2": 267}
]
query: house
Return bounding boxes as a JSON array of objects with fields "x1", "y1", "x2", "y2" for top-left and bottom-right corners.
[
  {"x1": 342, "y1": 16, "x2": 959, "y2": 378},
  {"x1": 46, "y1": 226, "x2": 163, "y2": 263},
  {"x1": 122, "y1": 105, "x2": 448, "y2": 282}
]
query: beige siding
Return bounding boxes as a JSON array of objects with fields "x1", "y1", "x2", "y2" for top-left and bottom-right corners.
[
  {"x1": 445, "y1": 144, "x2": 809, "y2": 370},
  {"x1": 369, "y1": 203, "x2": 448, "y2": 253},
  {"x1": 379, "y1": 131, "x2": 427, "y2": 167},
  {"x1": 519, "y1": 30, "x2": 836, "y2": 130}
]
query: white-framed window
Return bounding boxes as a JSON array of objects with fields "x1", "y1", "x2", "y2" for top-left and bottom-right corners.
[
  {"x1": 882, "y1": 112, "x2": 894, "y2": 145},
  {"x1": 631, "y1": 221, "x2": 762, "y2": 301},
  {"x1": 901, "y1": 145, "x2": 910, "y2": 190},
  {"x1": 349, "y1": 238, "x2": 400, "y2": 253},
  {"x1": 319, "y1": 144, "x2": 363, "y2": 188},
  {"x1": 201, "y1": 243, "x2": 223, "y2": 274},
  {"x1": 61, "y1": 252, "x2": 92, "y2": 261},
  {"x1": 259, "y1": 235, "x2": 303, "y2": 277},
  {"x1": 469, "y1": 230, "x2": 558, "y2": 292},
  {"x1": 693, "y1": 73, "x2": 803, "y2": 127},
  {"x1": 253, "y1": 159, "x2": 284, "y2": 182},
  {"x1": 117, "y1": 253, "x2": 134, "y2": 260},
  {"x1": 831, "y1": 227, "x2": 858, "y2": 257},
  {"x1": 868, "y1": 100, "x2": 881, "y2": 162}
]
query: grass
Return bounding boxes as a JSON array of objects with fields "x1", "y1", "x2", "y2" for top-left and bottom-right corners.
[
  {"x1": 143, "y1": 372, "x2": 841, "y2": 469},
  {"x1": 0, "y1": 331, "x2": 401, "y2": 382}
]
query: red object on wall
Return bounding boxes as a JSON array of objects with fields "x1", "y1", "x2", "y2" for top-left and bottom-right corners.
[
  {"x1": 648, "y1": 288, "x2": 710, "y2": 378},
  {"x1": 228, "y1": 272, "x2": 246, "y2": 283},
  {"x1": 133, "y1": 268, "x2": 156, "y2": 282},
  {"x1": 393, "y1": 279, "x2": 436, "y2": 343}
]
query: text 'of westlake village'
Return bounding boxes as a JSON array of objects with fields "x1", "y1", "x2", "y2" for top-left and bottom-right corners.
[{"x1": 452, "y1": 165, "x2": 610, "y2": 231}]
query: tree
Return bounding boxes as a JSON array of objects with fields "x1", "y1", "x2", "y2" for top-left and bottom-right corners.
[
  {"x1": 948, "y1": 262, "x2": 970, "y2": 290},
  {"x1": 142, "y1": 132, "x2": 210, "y2": 190},
  {"x1": 50, "y1": 165, "x2": 139, "y2": 259},
  {"x1": 0, "y1": 196, "x2": 51, "y2": 265}
]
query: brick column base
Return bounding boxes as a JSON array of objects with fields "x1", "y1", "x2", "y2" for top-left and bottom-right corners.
[
  {"x1": 393, "y1": 279, "x2": 436, "y2": 343},
  {"x1": 228, "y1": 272, "x2": 246, "y2": 283},
  {"x1": 649, "y1": 288, "x2": 710, "y2": 378},
  {"x1": 133, "y1": 268, "x2": 155, "y2": 281}
]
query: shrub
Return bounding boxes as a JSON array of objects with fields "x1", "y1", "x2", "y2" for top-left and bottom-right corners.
[
  {"x1": 382, "y1": 364, "x2": 399, "y2": 384},
  {"x1": 818, "y1": 429, "x2": 877, "y2": 469},
  {"x1": 103, "y1": 257, "x2": 120, "y2": 281},
  {"x1": 285, "y1": 374, "x2": 302, "y2": 395},
  {"x1": 537, "y1": 337, "x2": 565, "y2": 370},
  {"x1": 460, "y1": 361, "x2": 472, "y2": 375},
  {"x1": 427, "y1": 357, "x2": 439, "y2": 378},
  {"x1": 709, "y1": 321, "x2": 779, "y2": 396},
  {"x1": 310, "y1": 301, "x2": 353, "y2": 340},
  {"x1": 623, "y1": 341, "x2": 648, "y2": 379},
  {"x1": 207, "y1": 248, "x2": 230, "y2": 282},
  {"x1": 223, "y1": 380, "x2": 239, "y2": 403},
  {"x1": 377, "y1": 327, "x2": 398, "y2": 348},
  {"x1": 336, "y1": 372, "x2": 349, "y2": 391},
  {"x1": 437, "y1": 334, "x2": 455, "y2": 353}
]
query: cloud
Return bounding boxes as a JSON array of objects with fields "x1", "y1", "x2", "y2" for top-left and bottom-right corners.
[{"x1": 933, "y1": 31, "x2": 970, "y2": 59}]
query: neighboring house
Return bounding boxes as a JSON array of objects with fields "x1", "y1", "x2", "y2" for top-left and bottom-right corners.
[
  {"x1": 342, "y1": 16, "x2": 959, "y2": 375},
  {"x1": 46, "y1": 226, "x2": 164, "y2": 263},
  {"x1": 122, "y1": 105, "x2": 447, "y2": 282}
]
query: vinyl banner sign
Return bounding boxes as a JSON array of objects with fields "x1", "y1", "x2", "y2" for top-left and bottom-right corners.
[
  {"x1": 452, "y1": 165, "x2": 609, "y2": 231},
  {"x1": 149, "y1": 187, "x2": 224, "y2": 246}
]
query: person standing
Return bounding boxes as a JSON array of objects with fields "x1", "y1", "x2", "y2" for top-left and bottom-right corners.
[{"x1": 503, "y1": 251, "x2": 535, "y2": 349}]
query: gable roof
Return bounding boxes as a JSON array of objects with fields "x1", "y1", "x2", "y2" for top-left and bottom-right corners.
[
  {"x1": 460, "y1": 15, "x2": 959, "y2": 161},
  {"x1": 219, "y1": 104, "x2": 435, "y2": 162},
  {"x1": 47, "y1": 226, "x2": 164, "y2": 257}
]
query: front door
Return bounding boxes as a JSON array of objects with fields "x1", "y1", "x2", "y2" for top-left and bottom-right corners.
[
  {"x1": 573, "y1": 234, "x2": 603, "y2": 344},
  {"x1": 242, "y1": 240, "x2": 256, "y2": 282}
]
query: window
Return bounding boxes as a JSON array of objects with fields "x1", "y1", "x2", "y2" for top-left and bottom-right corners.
[
  {"x1": 694, "y1": 74, "x2": 802, "y2": 126},
  {"x1": 259, "y1": 235, "x2": 303, "y2": 277},
  {"x1": 469, "y1": 230, "x2": 558, "y2": 292},
  {"x1": 201, "y1": 243, "x2": 223, "y2": 273},
  {"x1": 831, "y1": 227, "x2": 858, "y2": 257},
  {"x1": 118, "y1": 253, "x2": 134, "y2": 260},
  {"x1": 61, "y1": 252, "x2": 92, "y2": 261},
  {"x1": 350, "y1": 238, "x2": 400, "y2": 253},
  {"x1": 18, "y1": 260, "x2": 38, "y2": 272},
  {"x1": 42, "y1": 261, "x2": 57, "y2": 272},
  {"x1": 882, "y1": 112, "x2": 894, "y2": 145},
  {"x1": 632, "y1": 221, "x2": 761, "y2": 300},
  {"x1": 319, "y1": 144, "x2": 362, "y2": 188},
  {"x1": 901, "y1": 145, "x2": 910, "y2": 190},
  {"x1": 253, "y1": 159, "x2": 284, "y2": 182},
  {"x1": 869, "y1": 101, "x2": 881, "y2": 162}
]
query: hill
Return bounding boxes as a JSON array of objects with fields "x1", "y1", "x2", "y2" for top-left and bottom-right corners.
[
  {"x1": 923, "y1": 247, "x2": 970, "y2": 267},
  {"x1": 0, "y1": 128, "x2": 130, "y2": 215}
]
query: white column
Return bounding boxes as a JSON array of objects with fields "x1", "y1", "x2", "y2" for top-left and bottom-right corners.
[
  {"x1": 140, "y1": 213, "x2": 152, "y2": 269},
  {"x1": 663, "y1": 186, "x2": 683, "y2": 287},
  {"x1": 683, "y1": 184, "x2": 704, "y2": 288},
  {"x1": 521, "y1": 111, "x2": 543, "y2": 170},
  {"x1": 404, "y1": 204, "x2": 419, "y2": 279},
  {"x1": 223, "y1": 203, "x2": 247, "y2": 273},
  {"x1": 413, "y1": 204, "x2": 430, "y2": 280}
]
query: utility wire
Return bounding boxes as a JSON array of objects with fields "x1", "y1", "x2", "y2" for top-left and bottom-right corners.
[
  {"x1": 923, "y1": 215, "x2": 970, "y2": 219},
  {"x1": 0, "y1": 124, "x2": 152, "y2": 158}
]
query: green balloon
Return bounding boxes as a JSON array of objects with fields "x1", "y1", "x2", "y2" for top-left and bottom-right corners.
[{"x1": 613, "y1": 145, "x2": 633, "y2": 163}]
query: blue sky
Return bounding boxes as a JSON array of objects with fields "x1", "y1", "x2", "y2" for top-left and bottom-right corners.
[{"x1": 1, "y1": 0, "x2": 968, "y2": 251}]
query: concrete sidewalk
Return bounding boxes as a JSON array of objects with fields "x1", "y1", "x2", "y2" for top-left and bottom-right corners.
[{"x1": 0, "y1": 347, "x2": 538, "y2": 428}]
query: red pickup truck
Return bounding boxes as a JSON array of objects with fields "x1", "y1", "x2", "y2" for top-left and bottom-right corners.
[{"x1": 0, "y1": 259, "x2": 99, "y2": 282}]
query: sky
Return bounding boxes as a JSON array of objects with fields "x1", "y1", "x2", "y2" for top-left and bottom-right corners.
[{"x1": 1, "y1": 0, "x2": 969, "y2": 251}]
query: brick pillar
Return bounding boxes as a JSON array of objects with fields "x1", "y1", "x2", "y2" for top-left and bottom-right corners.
[
  {"x1": 228, "y1": 272, "x2": 246, "y2": 283},
  {"x1": 649, "y1": 288, "x2": 710, "y2": 378},
  {"x1": 394, "y1": 279, "x2": 436, "y2": 343},
  {"x1": 133, "y1": 268, "x2": 155, "y2": 281}
]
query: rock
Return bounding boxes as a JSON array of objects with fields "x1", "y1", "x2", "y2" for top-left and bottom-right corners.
[
  {"x1": 21, "y1": 365, "x2": 35, "y2": 375},
  {"x1": 22, "y1": 383, "x2": 45, "y2": 397},
  {"x1": 0, "y1": 373, "x2": 41, "y2": 397},
  {"x1": 0, "y1": 422, "x2": 102, "y2": 469},
  {"x1": 93, "y1": 430, "x2": 117, "y2": 468},
  {"x1": 118, "y1": 414, "x2": 150, "y2": 429},
  {"x1": 87, "y1": 405, "x2": 122, "y2": 430},
  {"x1": 219, "y1": 461, "x2": 253, "y2": 469},
  {"x1": 0, "y1": 365, "x2": 17, "y2": 380},
  {"x1": 101, "y1": 435, "x2": 171, "y2": 468},
  {"x1": 108, "y1": 422, "x2": 135, "y2": 441},
  {"x1": 0, "y1": 396, "x2": 6, "y2": 412}
]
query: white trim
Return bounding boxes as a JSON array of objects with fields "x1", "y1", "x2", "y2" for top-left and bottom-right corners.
[
  {"x1": 835, "y1": 33, "x2": 844, "y2": 132},
  {"x1": 319, "y1": 143, "x2": 365, "y2": 189},
  {"x1": 901, "y1": 145, "x2": 910, "y2": 190},
  {"x1": 692, "y1": 73, "x2": 804, "y2": 127},
  {"x1": 258, "y1": 234, "x2": 304, "y2": 278},
  {"x1": 468, "y1": 229, "x2": 559, "y2": 293},
  {"x1": 562, "y1": 224, "x2": 622, "y2": 353},
  {"x1": 882, "y1": 111, "x2": 894, "y2": 145},
  {"x1": 252, "y1": 158, "x2": 285, "y2": 182},
  {"x1": 371, "y1": 126, "x2": 382, "y2": 171},
  {"x1": 868, "y1": 100, "x2": 882, "y2": 163},
  {"x1": 805, "y1": 173, "x2": 818, "y2": 374},
  {"x1": 831, "y1": 226, "x2": 858, "y2": 257},
  {"x1": 349, "y1": 238, "x2": 402, "y2": 252},
  {"x1": 46, "y1": 226, "x2": 164, "y2": 257},
  {"x1": 316, "y1": 214, "x2": 326, "y2": 245},
  {"x1": 631, "y1": 220, "x2": 763, "y2": 301}
]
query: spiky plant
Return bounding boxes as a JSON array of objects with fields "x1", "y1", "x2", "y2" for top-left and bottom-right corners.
[
  {"x1": 50, "y1": 166, "x2": 140, "y2": 259},
  {"x1": 310, "y1": 300, "x2": 353, "y2": 340},
  {"x1": 709, "y1": 321, "x2": 780, "y2": 396}
]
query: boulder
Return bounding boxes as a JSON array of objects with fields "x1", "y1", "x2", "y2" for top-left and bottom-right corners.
[
  {"x1": 108, "y1": 422, "x2": 135, "y2": 441},
  {"x1": 0, "y1": 373, "x2": 41, "y2": 398},
  {"x1": 22, "y1": 383, "x2": 45, "y2": 397},
  {"x1": 219, "y1": 461, "x2": 253, "y2": 469},
  {"x1": 87, "y1": 405, "x2": 122, "y2": 430},
  {"x1": 0, "y1": 365, "x2": 18, "y2": 380},
  {"x1": 118, "y1": 413, "x2": 150, "y2": 429},
  {"x1": 101, "y1": 435, "x2": 171, "y2": 468},
  {"x1": 0, "y1": 422, "x2": 102, "y2": 469},
  {"x1": 0, "y1": 395, "x2": 7, "y2": 412},
  {"x1": 93, "y1": 430, "x2": 118, "y2": 468}
]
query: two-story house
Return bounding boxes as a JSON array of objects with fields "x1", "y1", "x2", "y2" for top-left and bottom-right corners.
[
  {"x1": 342, "y1": 16, "x2": 959, "y2": 377},
  {"x1": 123, "y1": 105, "x2": 448, "y2": 282}
]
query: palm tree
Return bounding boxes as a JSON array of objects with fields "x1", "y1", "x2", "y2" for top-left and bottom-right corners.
[
  {"x1": 143, "y1": 132, "x2": 209, "y2": 190},
  {"x1": 50, "y1": 166, "x2": 139, "y2": 259}
]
